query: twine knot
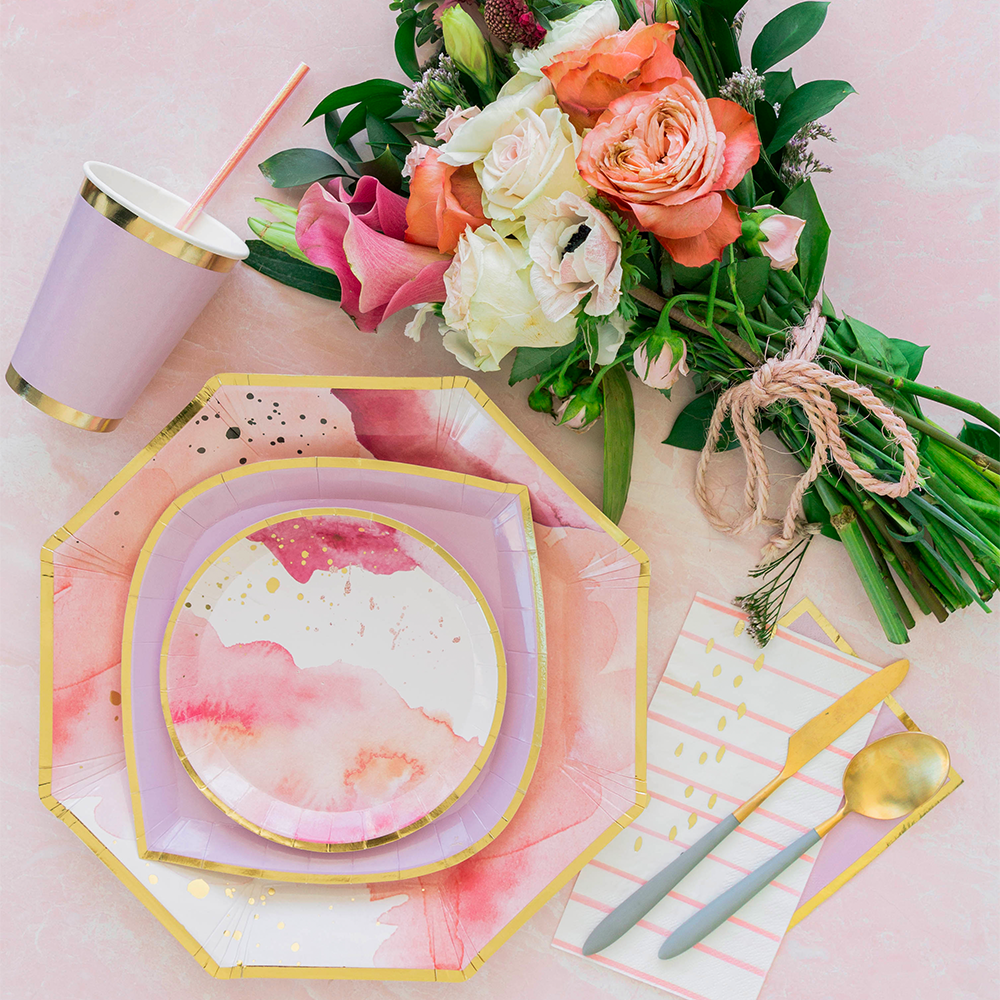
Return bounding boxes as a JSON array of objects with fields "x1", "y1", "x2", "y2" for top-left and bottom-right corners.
[{"x1": 694, "y1": 303, "x2": 920, "y2": 558}]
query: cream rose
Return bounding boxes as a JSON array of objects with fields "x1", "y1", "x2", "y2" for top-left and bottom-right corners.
[
  {"x1": 527, "y1": 192, "x2": 622, "y2": 320},
  {"x1": 512, "y1": 0, "x2": 622, "y2": 78},
  {"x1": 437, "y1": 76, "x2": 553, "y2": 168},
  {"x1": 442, "y1": 225, "x2": 577, "y2": 370},
  {"x1": 477, "y1": 106, "x2": 589, "y2": 228}
]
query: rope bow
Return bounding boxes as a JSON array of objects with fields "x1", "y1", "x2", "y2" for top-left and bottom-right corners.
[{"x1": 694, "y1": 303, "x2": 920, "y2": 558}]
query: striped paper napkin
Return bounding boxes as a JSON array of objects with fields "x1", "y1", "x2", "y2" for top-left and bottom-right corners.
[{"x1": 553, "y1": 593, "x2": 888, "y2": 1000}]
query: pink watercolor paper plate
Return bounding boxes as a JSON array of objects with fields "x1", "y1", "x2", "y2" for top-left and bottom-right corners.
[
  {"x1": 43, "y1": 376, "x2": 647, "y2": 980},
  {"x1": 161, "y1": 507, "x2": 506, "y2": 851},
  {"x1": 124, "y1": 456, "x2": 545, "y2": 881}
]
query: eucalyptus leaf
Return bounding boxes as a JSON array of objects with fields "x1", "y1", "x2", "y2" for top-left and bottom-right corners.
[
  {"x1": 258, "y1": 148, "x2": 351, "y2": 188},
  {"x1": 306, "y1": 79, "x2": 407, "y2": 122},
  {"x1": 509, "y1": 342, "x2": 576, "y2": 385},
  {"x1": 763, "y1": 69, "x2": 796, "y2": 106},
  {"x1": 242, "y1": 240, "x2": 341, "y2": 301},
  {"x1": 959, "y1": 421, "x2": 1000, "y2": 461},
  {"x1": 751, "y1": 2, "x2": 829, "y2": 72},
  {"x1": 663, "y1": 392, "x2": 741, "y2": 452},
  {"x1": 356, "y1": 146, "x2": 404, "y2": 193},
  {"x1": 394, "y1": 18, "x2": 421, "y2": 81},
  {"x1": 602, "y1": 365, "x2": 635, "y2": 525},
  {"x1": 779, "y1": 179, "x2": 829, "y2": 301},
  {"x1": 766, "y1": 80, "x2": 855, "y2": 154}
]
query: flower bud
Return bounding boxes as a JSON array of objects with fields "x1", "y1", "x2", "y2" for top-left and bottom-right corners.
[
  {"x1": 739, "y1": 204, "x2": 806, "y2": 272},
  {"x1": 555, "y1": 384, "x2": 603, "y2": 430},
  {"x1": 632, "y1": 331, "x2": 688, "y2": 390},
  {"x1": 247, "y1": 216, "x2": 311, "y2": 264},
  {"x1": 441, "y1": 7, "x2": 494, "y2": 90},
  {"x1": 528, "y1": 381, "x2": 555, "y2": 414}
]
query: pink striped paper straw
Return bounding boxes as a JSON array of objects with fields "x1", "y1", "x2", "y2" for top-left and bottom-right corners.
[{"x1": 176, "y1": 62, "x2": 309, "y2": 232}]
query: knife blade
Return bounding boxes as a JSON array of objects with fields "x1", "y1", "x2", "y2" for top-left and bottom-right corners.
[{"x1": 581, "y1": 657, "x2": 909, "y2": 956}]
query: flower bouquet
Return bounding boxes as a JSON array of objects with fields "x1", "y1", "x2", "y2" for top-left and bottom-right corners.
[{"x1": 244, "y1": 0, "x2": 999, "y2": 646}]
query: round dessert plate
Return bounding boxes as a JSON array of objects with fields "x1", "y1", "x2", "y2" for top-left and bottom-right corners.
[{"x1": 160, "y1": 507, "x2": 505, "y2": 850}]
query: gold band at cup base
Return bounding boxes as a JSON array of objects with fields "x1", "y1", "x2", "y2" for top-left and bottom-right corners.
[
  {"x1": 6, "y1": 364, "x2": 121, "y2": 432},
  {"x1": 80, "y1": 179, "x2": 238, "y2": 273}
]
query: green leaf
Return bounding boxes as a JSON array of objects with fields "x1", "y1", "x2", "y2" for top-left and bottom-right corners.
[
  {"x1": 253, "y1": 197, "x2": 298, "y2": 226},
  {"x1": 364, "y1": 113, "x2": 411, "y2": 151},
  {"x1": 766, "y1": 80, "x2": 855, "y2": 154},
  {"x1": 306, "y1": 79, "x2": 407, "y2": 122},
  {"x1": 666, "y1": 259, "x2": 714, "y2": 290},
  {"x1": 890, "y1": 339, "x2": 929, "y2": 381},
  {"x1": 509, "y1": 342, "x2": 576, "y2": 385},
  {"x1": 602, "y1": 365, "x2": 635, "y2": 525},
  {"x1": 842, "y1": 316, "x2": 910, "y2": 377},
  {"x1": 779, "y1": 179, "x2": 829, "y2": 301},
  {"x1": 325, "y1": 111, "x2": 361, "y2": 163},
  {"x1": 751, "y1": 2, "x2": 829, "y2": 72},
  {"x1": 701, "y1": 0, "x2": 750, "y2": 19},
  {"x1": 336, "y1": 97, "x2": 406, "y2": 146},
  {"x1": 663, "y1": 392, "x2": 741, "y2": 452},
  {"x1": 394, "y1": 18, "x2": 421, "y2": 81},
  {"x1": 701, "y1": 6, "x2": 742, "y2": 76},
  {"x1": 801, "y1": 484, "x2": 839, "y2": 540},
  {"x1": 753, "y1": 99, "x2": 778, "y2": 149},
  {"x1": 763, "y1": 69, "x2": 796, "y2": 105},
  {"x1": 959, "y1": 421, "x2": 1000, "y2": 462},
  {"x1": 733, "y1": 257, "x2": 771, "y2": 310},
  {"x1": 356, "y1": 146, "x2": 404, "y2": 193},
  {"x1": 242, "y1": 240, "x2": 341, "y2": 301},
  {"x1": 258, "y1": 148, "x2": 351, "y2": 189}
]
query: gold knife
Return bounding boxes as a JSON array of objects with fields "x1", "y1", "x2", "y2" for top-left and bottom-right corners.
[{"x1": 581, "y1": 657, "x2": 909, "y2": 956}]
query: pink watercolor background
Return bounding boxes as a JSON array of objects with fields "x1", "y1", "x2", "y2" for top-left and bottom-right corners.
[{"x1": 1, "y1": 1, "x2": 997, "y2": 998}]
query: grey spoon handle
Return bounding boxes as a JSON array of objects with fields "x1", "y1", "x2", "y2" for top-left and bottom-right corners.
[
  {"x1": 582, "y1": 813, "x2": 740, "y2": 956},
  {"x1": 658, "y1": 827, "x2": 821, "y2": 960}
]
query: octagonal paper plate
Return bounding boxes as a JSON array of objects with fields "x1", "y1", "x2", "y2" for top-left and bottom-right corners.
[
  {"x1": 124, "y1": 457, "x2": 545, "y2": 880},
  {"x1": 40, "y1": 375, "x2": 649, "y2": 980}
]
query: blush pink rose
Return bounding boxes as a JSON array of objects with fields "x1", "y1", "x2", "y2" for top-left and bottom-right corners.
[
  {"x1": 296, "y1": 176, "x2": 450, "y2": 332},
  {"x1": 542, "y1": 20, "x2": 688, "y2": 131},
  {"x1": 577, "y1": 79, "x2": 760, "y2": 267},
  {"x1": 755, "y1": 205, "x2": 806, "y2": 270},
  {"x1": 633, "y1": 336, "x2": 688, "y2": 389}
]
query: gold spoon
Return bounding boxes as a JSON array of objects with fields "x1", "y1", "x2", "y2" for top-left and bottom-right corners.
[{"x1": 659, "y1": 731, "x2": 951, "y2": 960}]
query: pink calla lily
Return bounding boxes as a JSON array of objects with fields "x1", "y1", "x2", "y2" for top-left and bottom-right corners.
[{"x1": 296, "y1": 177, "x2": 451, "y2": 332}]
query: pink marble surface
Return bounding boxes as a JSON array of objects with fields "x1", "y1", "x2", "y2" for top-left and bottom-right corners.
[{"x1": 1, "y1": 1, "x2": 997, "y2": 997}]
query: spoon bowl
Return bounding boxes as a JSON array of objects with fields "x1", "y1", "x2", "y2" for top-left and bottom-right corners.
[{"x1": 843, "y1": 731, "x2": 951, "y2": 821}]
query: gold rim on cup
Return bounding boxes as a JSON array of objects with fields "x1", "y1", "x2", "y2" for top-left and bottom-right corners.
[
  {"x1": 80, "y1": 178, "x2": 238, "y2": 273},
  {"x1": 5, "y1": 364, "x2": 121, "y2": 433}
]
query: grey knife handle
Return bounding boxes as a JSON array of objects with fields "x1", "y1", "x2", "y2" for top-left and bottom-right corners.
[
  {"x1": 658, "y1": 827, "x2": 822, "y2": 960},
  {"x1": 582, "y1": 813, "x2": 740, "y2": 956}
]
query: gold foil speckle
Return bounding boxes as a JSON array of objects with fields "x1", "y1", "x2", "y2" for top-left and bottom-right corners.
[
  {"x1": 734, "y1": 675, "x2": 743, "y2": 687},
  {"x1": 705, "y1": 638, "x2": 715, "y2": 653},
  {"x1": 691, "y1": 681, "x2": 701, "y2": 697},
  {"x1": 674, "y1": 742, "x2": 684, "y2": 757},
  {"x1": 737, "y1": 702, "x2": 747, "y2": 719},
  {"x1": 291, "y1": 943, "x2": 300, "y2": 953},
  {"x1": 268, "y1": 887, "x2": 275, "y2": 895},
  {"x1": 248, "y1": 897, "x2": 255, "y2": 905},
  {"x1": 733, "y1": 620, "x2": 745, "y2": 636},
  {"x1": 277, "y1": 922, "x2": 285, "y2": 930},
  {"x1": 633, "y1": 836, "x2": 642, "y2": 852},
  {"x1": 699, "y1": 752, "x2": 708, "y2": 765},
  {"x1": 109, "y1": 690, "x2": 121, "y2": 706},
  {"x1": 148, "y1": 874, "x2": 158, "y2": 885},
  {"x1": 753, "y1": 653, "x2": 765, "y2": 672},
  {"x1": 225, "y1": 887, "x2": 235, "y2": 898},
  {"x1": 716, "y1": 745, "x2": 727, "y2": 762},
  {"x1": 718, "y1": 716, "x2": 727, "y2": 731},
  {"x1": 233, "y1": 930, "x2": 242, "y2": 941},
  {"x1": 684, "y1": 785, "x2": 694, "y2": 798},
  {"x1": 224, "y1": 930, "x2": 230, "y2": 937},
  {"x1": 688, "y1": 813, "x2": 697, "y2": 829},
  {"x1": 708, "y1": 794, "x2": 718, "y2": 809},
  {"x1": 669, "y1": 826, "x2": 678, "y2": 841},
  {"x1": 712, "y1": 664, "x2": 722, "y2": 677},
  {"x1": 266, "y1": 577, "x2": 280, "y2": 593},
  {"x1": 187, "y1": 878, "x2": 210, "y2": 899}
]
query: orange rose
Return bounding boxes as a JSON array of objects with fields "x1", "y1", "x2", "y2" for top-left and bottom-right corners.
[
  {"x1": 405, "y1": 148, "x2": 489, "y2": 254},
  {"x1": 577, "y1": 79, "x2": 760, "y2": 267},
  {"x1": 541, "y1": 20, "x2": 688, "y2": 131}
]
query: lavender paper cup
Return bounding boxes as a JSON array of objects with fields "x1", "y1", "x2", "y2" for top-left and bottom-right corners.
[{"x1": 6, "y1": 162, "x2": 248, "y2": 431}]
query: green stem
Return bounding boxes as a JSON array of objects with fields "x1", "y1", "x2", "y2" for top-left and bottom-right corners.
[
  {"x1": 813, "y1": 478, "x2": 910, "y2": 644},
  {"x1": 923, "y1": 437, "x2": 1000, "y2": 503},
  {"x1": 856, "y1": 517, "x2": 916, "y2": 629}
]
